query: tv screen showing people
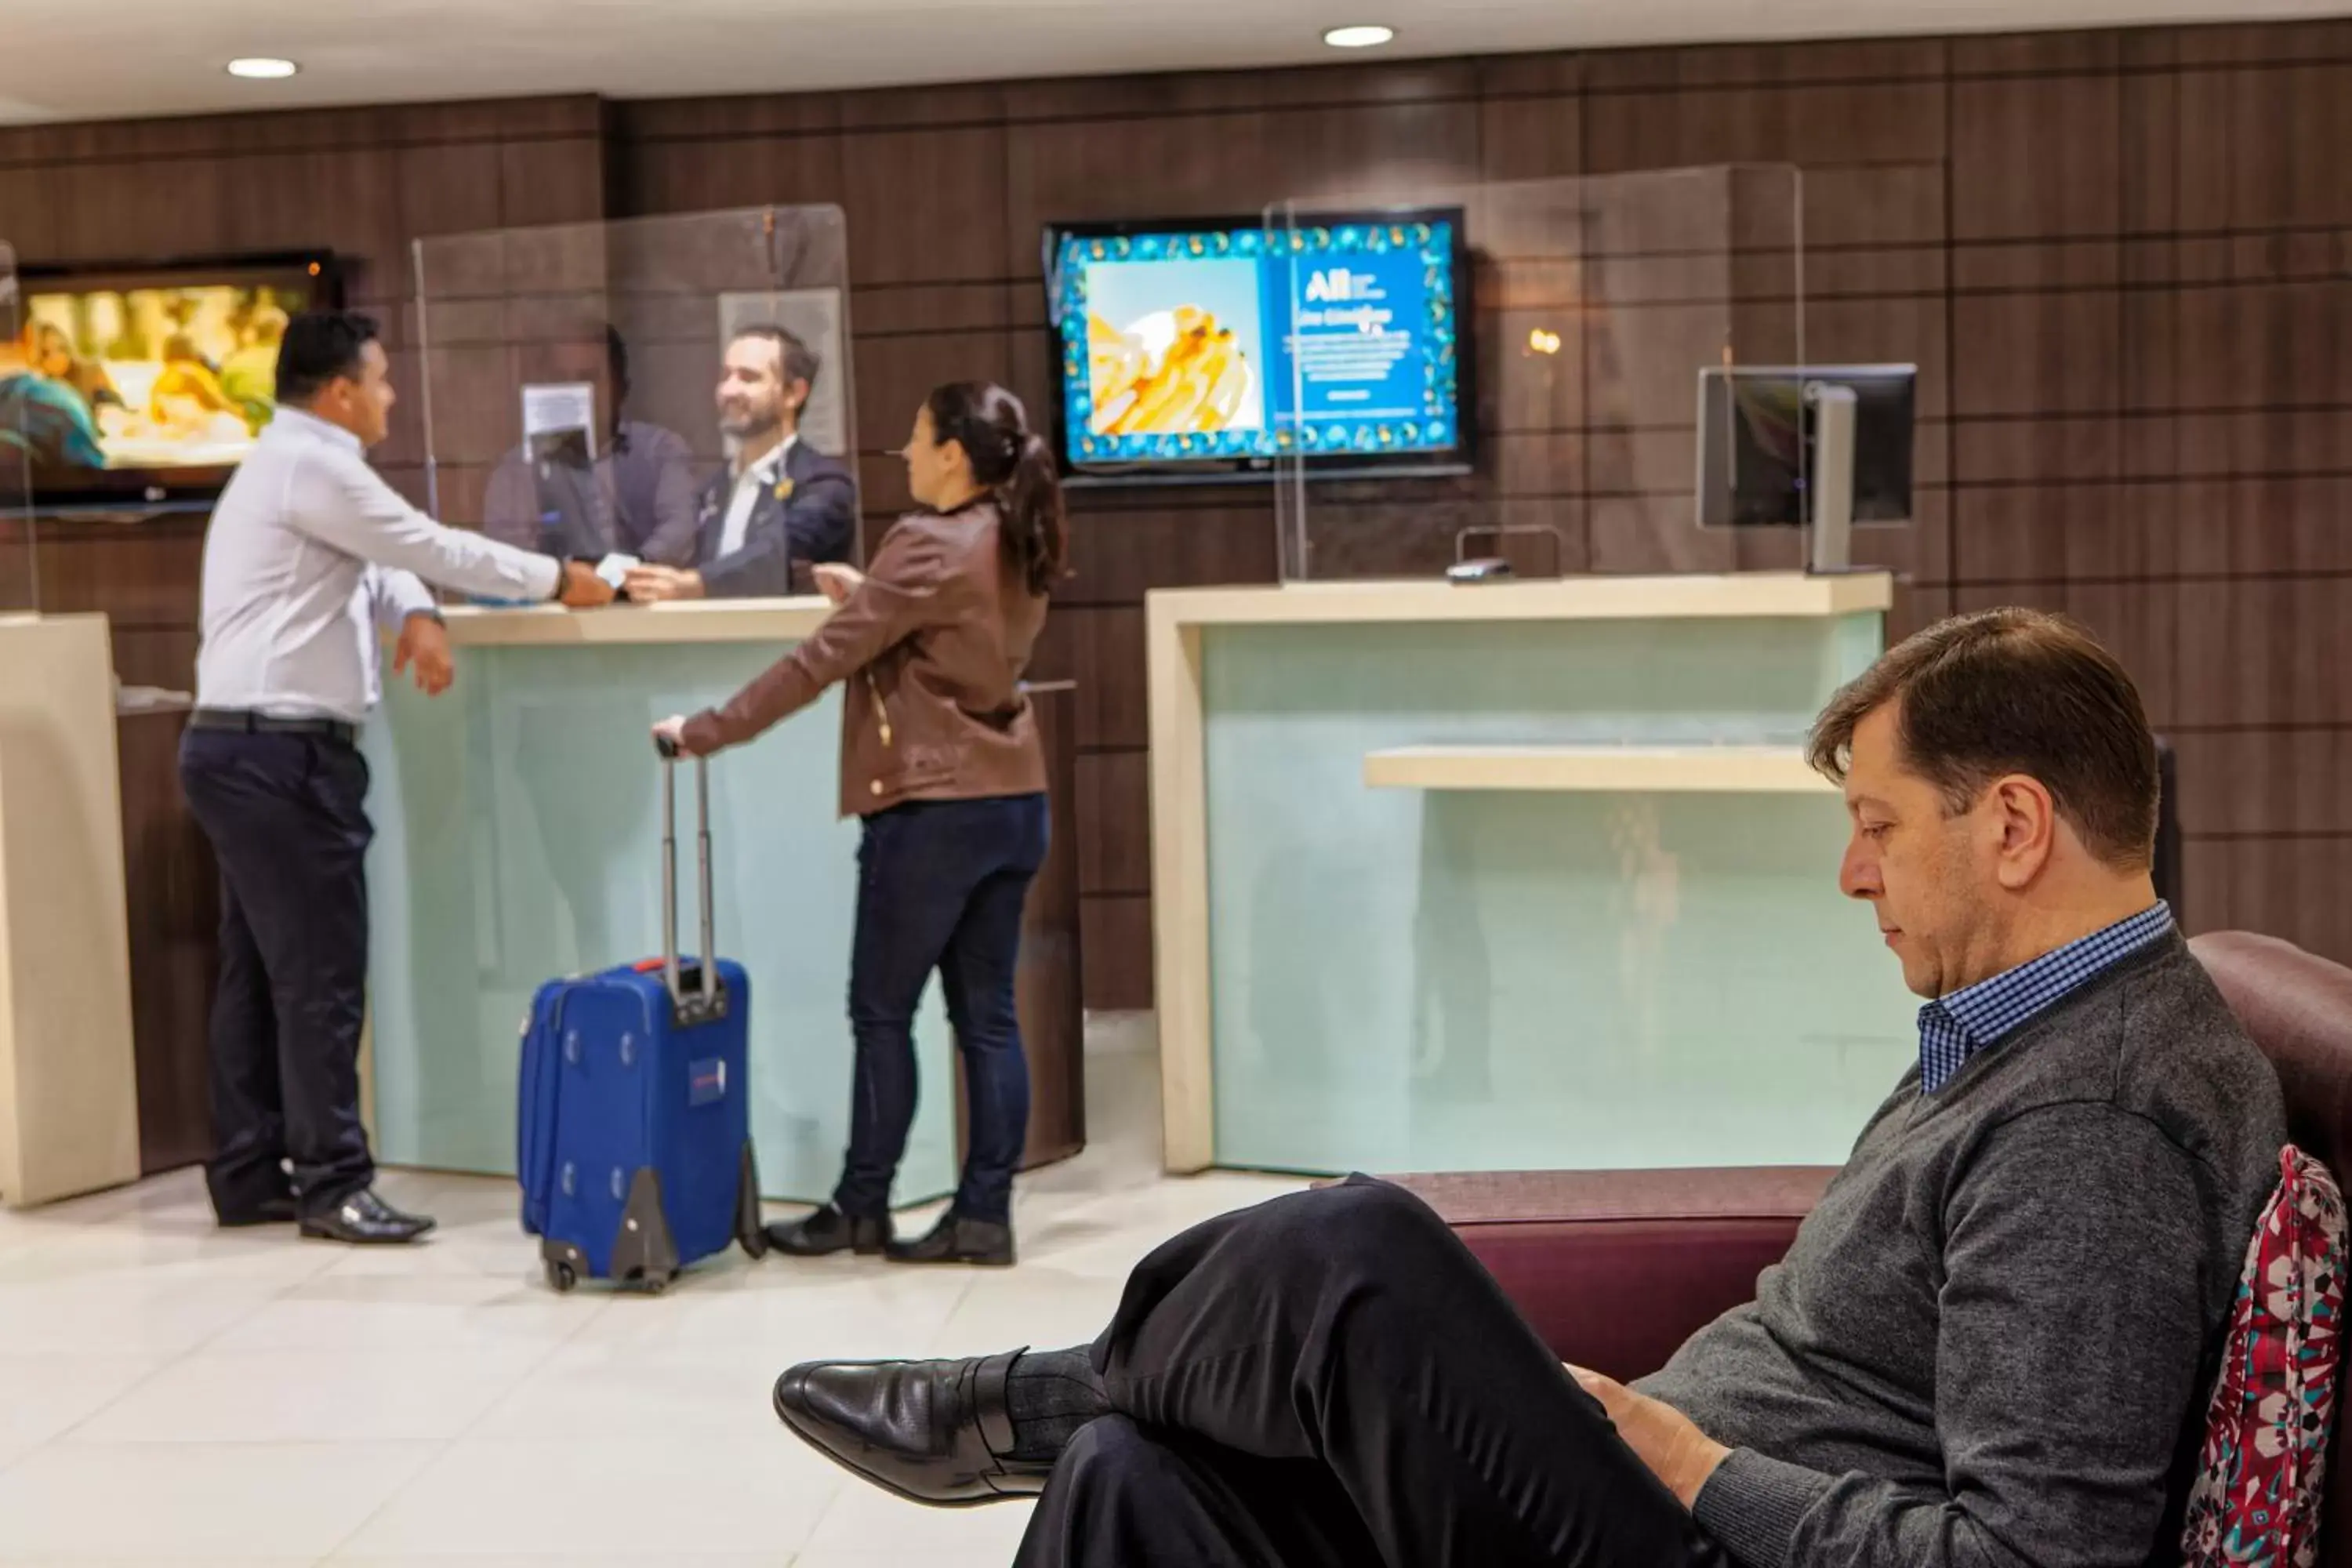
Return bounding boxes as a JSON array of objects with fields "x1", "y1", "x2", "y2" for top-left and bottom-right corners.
[{"x1": 1, "y1": 262, "x2": 329, "y2": 495}]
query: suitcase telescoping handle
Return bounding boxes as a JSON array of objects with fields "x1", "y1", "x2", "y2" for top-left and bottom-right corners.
[{"x1": 653, "y1": 733, "x2": 725, "y2": 1025}]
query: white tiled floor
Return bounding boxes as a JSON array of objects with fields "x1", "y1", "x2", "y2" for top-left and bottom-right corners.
[{"x1": 0, "y1": 1022, "x2": 1304, "y2": 1566}]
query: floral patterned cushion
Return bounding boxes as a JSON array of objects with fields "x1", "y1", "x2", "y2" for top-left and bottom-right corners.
[{"x1": 2182, "y1": 1145, "x2": 2348, "y2": 1567}]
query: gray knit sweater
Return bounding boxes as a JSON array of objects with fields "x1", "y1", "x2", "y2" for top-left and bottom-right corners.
[{"x1": 1635, "y1": 933, "x2": 2286, "y2": 1568}]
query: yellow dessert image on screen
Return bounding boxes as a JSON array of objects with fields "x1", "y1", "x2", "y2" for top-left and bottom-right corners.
[{"x1": 1087, "y1": 305, "x2": 1255, "y2": 436}]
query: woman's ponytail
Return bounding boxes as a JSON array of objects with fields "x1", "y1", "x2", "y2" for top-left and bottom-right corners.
[{"x1": 996, "y1": 429, "x2": 1066, "y2": 597}]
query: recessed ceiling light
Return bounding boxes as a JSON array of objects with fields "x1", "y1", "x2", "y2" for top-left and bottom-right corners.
[
  {"x1": 1323, "y1": 24, "x2": 1395, "y2": 49},
  {"x1": 226, "y1": 57, "x2": 299, "y2": 80}
]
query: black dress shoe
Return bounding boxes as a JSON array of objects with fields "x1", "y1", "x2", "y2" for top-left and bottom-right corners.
[
  {"x1": 298, "y1": 1189, "x2": 437, "y2": 1245},
  {"x1": 773, "y1": 1349, "x2": 1051, "y2": 1507},
  {"x1": 885, "y1": 1211, "x2": 1014, "y2": 1267},
  {"x1": 215, "y1": 1196, "x2": 298, "y2": 1229},
  {"x1": 767, "y1": 1204, "x2": 892, "y2": 1258}
]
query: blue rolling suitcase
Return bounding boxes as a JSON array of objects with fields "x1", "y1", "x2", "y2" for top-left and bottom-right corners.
[{"x1": 517, "y1": 748, "x2": 768, "y2": 1293}]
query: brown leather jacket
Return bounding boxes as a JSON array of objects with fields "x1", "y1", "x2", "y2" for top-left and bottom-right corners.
[{"x1": 680, "y1": 500, "x2": 1049, "y2": 817}]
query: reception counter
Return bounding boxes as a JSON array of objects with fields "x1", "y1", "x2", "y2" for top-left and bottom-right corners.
[
  {"x1": 1147, "y1": 572, "x2": 1918, "y2": 1178},
  {"x1": 363, "y1": 597, "x2": 1083, "y2": 1208},
  {"x1": 0, "y1": 614, "x2": 140, "y2": 1207}
]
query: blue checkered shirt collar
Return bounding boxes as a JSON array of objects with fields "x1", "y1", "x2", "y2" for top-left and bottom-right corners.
[{"x1": 1916, "y1": 903, "x2": 2176, "y2": 1094}]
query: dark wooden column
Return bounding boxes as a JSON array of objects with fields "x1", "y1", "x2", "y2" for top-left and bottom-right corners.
[{"x1": 115, "y1": 696, "x2": 217, "y2": 1176}]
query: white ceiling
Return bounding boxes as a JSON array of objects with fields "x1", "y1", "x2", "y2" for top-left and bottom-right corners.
[{"x1": 0, "y1": 0, "x2": 2337, "y2": 128}]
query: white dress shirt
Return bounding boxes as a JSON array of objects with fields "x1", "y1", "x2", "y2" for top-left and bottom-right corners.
[
  {"x1": 716, "y1": 434, "x2": 796, "y2": 559},
  {"x1": 194, "y1": 406, "x2": 563, "y2": 724}
]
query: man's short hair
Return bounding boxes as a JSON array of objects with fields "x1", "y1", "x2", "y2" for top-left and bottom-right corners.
[
  {"x1": 730, "y1": 323, "x2": 819, "y2": 394},
  {"x1": 276, "y1": 310, "x2": 381, "y2": 405},
  {"x1": 1806, "y1": 608, "x2": 2160, "y2": 868}
]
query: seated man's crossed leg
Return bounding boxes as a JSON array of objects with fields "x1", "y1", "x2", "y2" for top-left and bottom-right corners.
[{"x1": 778, "y1": 1175, "x2": 1723, "y2": 1566}]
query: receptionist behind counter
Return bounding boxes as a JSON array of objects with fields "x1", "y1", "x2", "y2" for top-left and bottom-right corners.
[
  {"x1": 626, "y1": 324, "x2": 857, "y2": 603},
  {"x1": 484, "y1": 326, "x2": 701, "y2": 567}
]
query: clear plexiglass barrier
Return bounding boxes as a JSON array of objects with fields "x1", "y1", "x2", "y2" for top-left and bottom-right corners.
[
  {"x1": 377, "y1": 207, "x2": 982, "y2": 1206},
  {"x1": 412, "y1": 205, "x2": 859, "y2": 593},
  {"x1": 0, "y1": 242, "x2": 35, "y2": 613},
  {"x1": 1264, "y1": 165, "x2": 1828, "y2": 582}
]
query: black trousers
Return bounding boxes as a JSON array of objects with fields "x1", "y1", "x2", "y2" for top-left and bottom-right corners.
[
  {"x1": 834, "y1": 793, "x2": 1050, "y2": 1225},
  {"x1": 177, "y1": 728, "x2": 376, "y2": 1218},
  {"x1": 1014, "y1": 1178, "x2": 1729, "y2": 1568}
]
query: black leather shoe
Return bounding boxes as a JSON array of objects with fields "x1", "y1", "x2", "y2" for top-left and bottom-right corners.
[
  {"x1": 215, "y1": 1196, "x2": 298, "y2": 1229},
  {"x1": 298, "y1": 1189, "x2": 436, "y2": 1245},
  {"x1": 773, "y1": 1349, "x2": 1051, "y2": 1507},
  {"x1": 767, "y1": 1205, "x2": 892, "y2": 1257},
  {"x1": 885, "y1": 1211, "x2": 1014, "y2": 1266}
]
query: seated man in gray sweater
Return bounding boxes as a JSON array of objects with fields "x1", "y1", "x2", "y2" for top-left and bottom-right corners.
[{"x1": 768, "y1": 608, "x2": 2288, "y2": 1568}]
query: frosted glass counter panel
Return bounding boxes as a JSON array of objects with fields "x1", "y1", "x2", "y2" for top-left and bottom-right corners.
[
  {"x1": 1201, "y1": 615, "x2": 1917, "y2": 1175},
  {"x1": 363, "y1": 641, "x2": 955, "y2": 1207}
]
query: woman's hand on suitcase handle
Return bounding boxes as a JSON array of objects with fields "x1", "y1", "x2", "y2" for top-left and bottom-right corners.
[{"x1": 652, "y1": 715, "x2": 694, "y2": 760}]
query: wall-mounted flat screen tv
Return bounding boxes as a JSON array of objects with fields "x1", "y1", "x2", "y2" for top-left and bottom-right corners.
[
  {"x1": 1045, "y1": 209, "x2": 1468, "y2": 484},
  {"x1": 3, "y1": 252, "x2": 336, "y2": 507}
]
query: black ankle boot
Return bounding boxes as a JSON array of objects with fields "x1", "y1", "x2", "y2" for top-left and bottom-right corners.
[
  {"x1": 768, "y1": 1204, "x2": 892, "y2": 1258},
  {"x1": 885, "y1": 1210, "x2": 1014, "y2": 1267}
]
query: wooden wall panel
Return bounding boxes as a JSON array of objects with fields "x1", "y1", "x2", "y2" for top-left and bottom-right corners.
[
  {"x1": 2184, "y1": 839, "x2": 2352, "y2": 972},
  {"x1": 1076, "y1": 750, "x2": 1152, "y2": 897},
  {"x1": 1951, "y1": 287, "x2": 2121, "y2": 418},
  {"x1": 1058, "y1": 506, "x2": 1276, "y2": 605},
  {"x1": 844, "y1": 125, "x2": 1009, "y2": 288},
  {"x1": 111, "y1": 630, "x2": 201, "y2": 693},
  {"x1": 1584, "y1": 79, "x2": 1945, "y2": 175},
  {"x1": 1001, "y1": 93, "x2": 1484, "y2": 281},
  {"x1": 1044, "y1": 606, "x2": 1148, "y2": 752},
  {"x1": 2171, "y1": 731, "x2": 2352, "y2": 839},
  {"x1": 614, "y1": 129, "x2": 846, "y2": 217},
  {"x1": 1951, "y1": 71, "x2": 2121, "y2": 240},
  {"x1": 9, "y1": 17, "x2": 2352, "y2": 1018},
  {"x1": 32, "y1": 521, "x2": 208, "y2": 631},
  {"x1": 1080, "y1": 895, "x2": 1155, "y2": 1013},
  {"x1": 1479, "y1": 71, "x2": 1583, "y2": 183},
  {"x1": 117, "y1": 709, "x2": 217, "y2": 1176}
]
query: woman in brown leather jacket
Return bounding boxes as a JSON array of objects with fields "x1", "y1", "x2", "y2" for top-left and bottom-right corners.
[{"x1": 654, "y1": 382, "x2": 1065, "y2": 1266}]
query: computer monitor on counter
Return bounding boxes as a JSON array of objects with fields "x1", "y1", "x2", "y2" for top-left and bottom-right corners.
[{"x1": 1696, "y1": 364, "x2": 1916, "y2": 574}]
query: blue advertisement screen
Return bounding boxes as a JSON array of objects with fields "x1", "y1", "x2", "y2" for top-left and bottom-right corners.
[{"x1": 1051, "y1": 216, "x2": 1461, "y2": 470}]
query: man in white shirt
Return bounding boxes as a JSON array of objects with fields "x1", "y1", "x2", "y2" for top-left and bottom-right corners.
[
  {"x1": 623, "y1": 325, "x2": 856, "y2": 603},
  {"x1": 179, "y1": 310, "x2": 613, "y2": 1245}
]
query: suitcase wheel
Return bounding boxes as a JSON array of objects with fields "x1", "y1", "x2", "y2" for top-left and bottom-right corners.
[
  {"x1": 639, "y1": 1272, "x2": 670, "y2": 1297},
  {"x1": 545, "y1": 1258, "x2": 579, "y2": 1294}
]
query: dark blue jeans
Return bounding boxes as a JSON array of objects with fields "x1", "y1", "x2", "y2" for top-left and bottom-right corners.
[
  {"x1": 834, "y1": 793, "x2": 1050, "y2": 1225},
  {"x1": 177, "y1": 728, "x2": 377, "y2": 1218}
]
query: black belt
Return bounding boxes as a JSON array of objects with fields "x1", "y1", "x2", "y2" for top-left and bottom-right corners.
[{"x1": 190, "y1": 708, "x2": 359, "y2": 747}]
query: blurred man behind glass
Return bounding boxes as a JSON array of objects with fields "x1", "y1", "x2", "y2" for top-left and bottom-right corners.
[{"x1": 485, "y1": 325, "x2": 700, "y2": 567}]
